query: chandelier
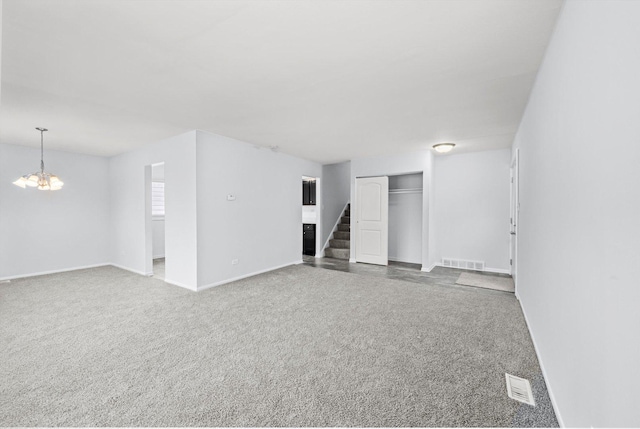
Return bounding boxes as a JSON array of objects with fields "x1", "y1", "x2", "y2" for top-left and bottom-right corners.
[{"x1": 12, "y1": 128, "x2": 64, "y2": 191}]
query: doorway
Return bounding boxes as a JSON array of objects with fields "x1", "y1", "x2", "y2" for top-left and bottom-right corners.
[
  {"x1": 388, "y1": 173, "x2": 423, "y2": 264},
  {"x1": 150, "y1": 163, "x2": 166, "y2": 280},
  {"x1": 302, "y1": 176, "x2": 321, "y2": 257},
  {"x1": 354, "y1": 173, "x2": 424, "y2": 267}
]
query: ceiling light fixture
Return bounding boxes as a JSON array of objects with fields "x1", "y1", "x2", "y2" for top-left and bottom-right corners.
[
  {"x1": 432, "y1": 143, "x2": 456, "y2": 153},
  {"x1": 12, "y1": 127, "x2": 64, "y2": 191}
]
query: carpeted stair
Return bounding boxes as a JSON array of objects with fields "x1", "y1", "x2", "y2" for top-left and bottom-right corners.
[{"x1": 325, "y1": 204, "x2": 351, "y2": 260}]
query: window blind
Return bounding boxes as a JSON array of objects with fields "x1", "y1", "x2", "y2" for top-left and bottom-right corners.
[{"x1": 152, "y1": 182, "x2": 165, "y2": 217}]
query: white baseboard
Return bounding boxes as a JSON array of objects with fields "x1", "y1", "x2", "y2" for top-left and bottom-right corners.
[
  {"x1": 485, "y1": 267, "x2": 511, "y2": 274},
  {"x1": 197, "y1": 261, "x2": 300, "y2": 292},
  {"x1": 164, "y1": 278, "x2": 197, "y2": 292},
  {"x1": 110, "y1": 264, "x2": 198, "y2": 291},
  {"x1": 110, "y1": 263, "x2": 152, "y2": 277},
  {"x1": 421, "y1": 262, "x2": 437, "y2": 272},
  {"x1": 427, "y1": 262, "x2": 511, "y2": 275},
  {"x1": 518, "y1": 295, "x2": 565, "y2": 427},
  {"x1": 349, "y1": 258, "x2": 356, "y2": 263},
  {"x1": 0, "y1": 263, "x2": 111, "y2": 281},
  {"x1": 1, "y1": 262, "x2": 200, "y2": 292},
  {"x1": 153, "y1": 254, "x2": 165, "y2": 260}
]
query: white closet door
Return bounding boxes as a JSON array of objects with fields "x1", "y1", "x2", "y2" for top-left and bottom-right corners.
[{"x1": 355, "y1": 176, "x2": 389, "y2": 265}]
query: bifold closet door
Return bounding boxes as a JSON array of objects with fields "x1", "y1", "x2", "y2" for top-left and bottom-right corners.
[{"x1": 355, "y1": 176, "x2": 389, "y2": 265}]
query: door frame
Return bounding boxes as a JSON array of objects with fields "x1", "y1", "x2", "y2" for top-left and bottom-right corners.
[
  {"x1": 509, "y1": 149, "x2": 520, "y2": 291},
  {"x1": 301, "y1": 175, "x2": 322, "y2": 257}
]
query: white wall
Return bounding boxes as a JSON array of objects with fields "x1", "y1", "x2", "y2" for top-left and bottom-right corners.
[
  {"x1": 320, "y1": 161, "x2": 351, "y2": 249},
  {"x1": 151, "y1": 164, "x2": 165, "y2": 259},
  {"x1": 0, "y1": 143, "x2": 110, "y2": 279},
  {"x1": 0, "y1": 0, "x2": 3, "y2": 107},
  {"x1": 388, "y1": 174, "x2": 422, "y2": 264},
  {"x1": 512, "y1": 1, "x2": 640, "y2": 426},
  {"x1": 195, "y1": 130, "x2": 322, "y2": 289},
  {"x1": 350, "y1": 151, "x2": 434, "y2": 269},
  {"x1": 109, "y1": 131, "x2": 198, "y2": 290},
  {"x1": 433, "y1": 149, "x2": 511, "y2": 272}
]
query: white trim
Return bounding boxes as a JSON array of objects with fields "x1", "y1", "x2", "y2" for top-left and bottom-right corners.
[
  {"x1": 421, "y1": 262, "x2": 437, "y2": 272},
  {"x1": 110, "y1": 263, "x2": 153, "y2": 277},
  {"x1": 153, "y1": 254, "x2": 166, "y2": 259},
  {"x1": 510, "y1": 148, "x2": 520, "y2": 291},
  {"x1": 0, "y1": 263, "x2": 111, "y2": 281},
  {"x1": 428, "y1": 262, "x2": 511, "y2": 275},
  {"x1": 349, "y1": 258, "x2": 356, "y2": 263},
  {"x1": 485, "y1": 267, "x2": 511, "y2": 275},
  {"x1": 322, "y1": 201, "x2": 350, "y2": 253},
  {"x1": 164, "y1": 278, "x2": 197, "y2": 292},
  {"x1": 388, "y1": 256, "x2": 421, "y2": 265},
  {"x1": 197, "y1": 261, "x2": 300, "y2": 292},
  {"x1": 518, "y1": 295, "x2": 565, "y2": 428}
]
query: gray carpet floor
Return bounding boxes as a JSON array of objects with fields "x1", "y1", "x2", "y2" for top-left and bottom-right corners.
[{"x1": 0, "y1": 264, "x2": 556, "y2": 427}]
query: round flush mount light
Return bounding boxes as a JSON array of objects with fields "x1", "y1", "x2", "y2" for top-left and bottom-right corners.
[{"x1": 432, "y1": 143, "x2": 456, "y2": 153}]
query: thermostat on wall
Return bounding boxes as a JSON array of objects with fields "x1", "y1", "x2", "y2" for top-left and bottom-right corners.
[{"x1": 227, "y1": 194, "x2": 236, "y2": 201}]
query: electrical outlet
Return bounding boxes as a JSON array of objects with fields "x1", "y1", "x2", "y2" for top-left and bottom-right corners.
[{"x1": 231, "y1": 259, "x2": 239, "y2": 265}]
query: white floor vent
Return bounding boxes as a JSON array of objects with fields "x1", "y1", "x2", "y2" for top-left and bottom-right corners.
[
  {"x1": 505, "y1": 373, "x2": 535, "y2": 406},
  {"x1": 441, "y1": 258, "x2": 485, "y2": 271}
]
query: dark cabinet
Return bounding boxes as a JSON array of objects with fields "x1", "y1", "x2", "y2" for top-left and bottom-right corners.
[
  {"x1": 303, "y1": 179, "x2": 316, "y2": 205},
  {"x1": 303, "y1": 224, "x2": 316, "y2": 256}
]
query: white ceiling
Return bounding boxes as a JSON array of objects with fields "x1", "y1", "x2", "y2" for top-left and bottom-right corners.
[{"x1": 1, "y1": 0, "x2": 562, "y2": 164}]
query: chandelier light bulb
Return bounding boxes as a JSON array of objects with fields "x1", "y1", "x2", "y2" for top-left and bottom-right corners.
[{"x1": 12, "y1": 128, "x2": 64, "y2": 191}]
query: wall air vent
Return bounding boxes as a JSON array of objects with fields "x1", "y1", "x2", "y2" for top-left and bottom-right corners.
[
  {"x1": 441, "y1": 258, "x2": 485, "y2": 271},
  {"x1": 505, "y1": 373, "x2": 535, "y2": 406}
]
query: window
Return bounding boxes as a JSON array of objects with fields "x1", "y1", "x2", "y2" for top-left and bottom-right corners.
[{"x1": 152, "y1": 181, "x2": 165, "y2": 217}]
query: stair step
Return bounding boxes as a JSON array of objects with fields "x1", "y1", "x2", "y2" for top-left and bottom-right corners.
[
  {"x1": 333, "y1": 231, "x2": 350, "y2": 240},
  {"x1": 329, "y1": 239, "x2": 350, "y2": 249},
  {"x1": 344, "y1": 210, "x2": 350, "y2": 217},
  {"x1": 337, "y1": 224, "x2": 350, "y2": 232},
  {"x1": 325, "y1": 248, "x2": 350, "y2": 260},
  {"x1": 341, "y1": 216, "x2": 350, "y2": 224}
]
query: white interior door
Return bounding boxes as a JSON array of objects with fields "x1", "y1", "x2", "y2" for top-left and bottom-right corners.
[{"x1": 355, "y1": 176, "x2": 389, "y2": 265}]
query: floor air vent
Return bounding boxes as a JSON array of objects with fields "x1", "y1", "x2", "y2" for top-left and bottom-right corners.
[
  {"x1": 505, "y1": 373, "x2": 535, "y2": 406},
  {"x1": 442, "y1": 258, "x2": 485, "y2": 271}
]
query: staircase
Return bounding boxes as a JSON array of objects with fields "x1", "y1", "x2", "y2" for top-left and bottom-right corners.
[{"x1": 324, "y1": 204, "x2": 351, "y2": 260}]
